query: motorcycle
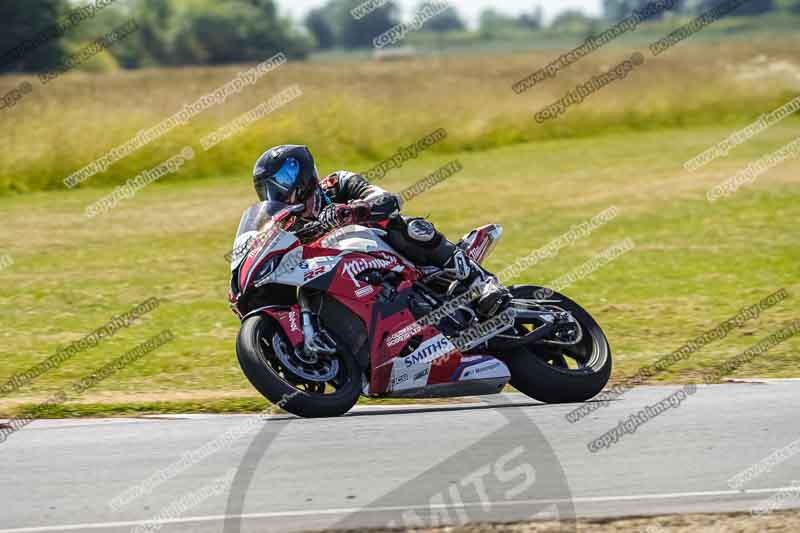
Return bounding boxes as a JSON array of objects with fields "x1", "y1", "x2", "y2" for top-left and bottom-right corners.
[{"x1": 229, "y1": 201, "x2": 612, "y2": 418}]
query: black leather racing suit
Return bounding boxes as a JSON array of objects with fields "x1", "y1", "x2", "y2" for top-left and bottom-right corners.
[{"x1": 317, "y1": 170, "x2": 459, "y2": 269}]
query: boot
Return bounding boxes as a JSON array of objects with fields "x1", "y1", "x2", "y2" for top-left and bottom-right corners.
[{"x1": 445, "y1": 250, "x2": 512, "y2": 318}]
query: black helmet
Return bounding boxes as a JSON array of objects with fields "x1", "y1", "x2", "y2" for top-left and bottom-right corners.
[{"x1": 252, "y1": 145, "x2": 319, "y2": 206}]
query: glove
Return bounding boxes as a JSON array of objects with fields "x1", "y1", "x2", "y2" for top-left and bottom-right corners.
[{"x1": 318, "y1": 201, "x2": 371, "y2": 230}]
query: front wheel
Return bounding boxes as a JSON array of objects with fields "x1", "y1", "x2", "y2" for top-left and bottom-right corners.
[
  {"x1": 499, "y1": 285, "x2": 612, "y2": 404},
  {"x1": 236, "y1": 314, "x2": 361, "y2": 418}
]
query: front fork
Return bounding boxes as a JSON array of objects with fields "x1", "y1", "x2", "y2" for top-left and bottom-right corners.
[{"x1": 298, "y1": 289, "x2": 337, "y2": 360}]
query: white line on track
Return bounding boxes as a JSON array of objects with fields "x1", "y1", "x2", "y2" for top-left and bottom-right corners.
[{"x1": 0, "y1": 486, "x2": 796, "y2": 533}]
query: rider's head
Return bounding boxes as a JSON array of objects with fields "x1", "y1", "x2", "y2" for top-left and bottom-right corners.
[{"x1": 252, "y1": 145, "x2": 325, "y2": 218}]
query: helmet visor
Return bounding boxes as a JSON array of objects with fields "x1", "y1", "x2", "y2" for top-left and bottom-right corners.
[{"x1": 255, "y1": 158, "x2": 301, "y2": 203}]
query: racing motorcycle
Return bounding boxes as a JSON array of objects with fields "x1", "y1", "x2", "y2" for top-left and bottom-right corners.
[{"x1": 229, "y1": 201, "x2": 612, "y2": 418}]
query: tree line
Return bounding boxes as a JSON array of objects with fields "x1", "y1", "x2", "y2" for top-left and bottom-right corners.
[{"x1": 2, "y1": 0, "x2": 799, "y2": 73}]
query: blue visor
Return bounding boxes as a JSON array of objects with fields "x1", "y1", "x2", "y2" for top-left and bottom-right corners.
[{"x1": 271, "y1": 158, "x2": 300, "y2": 191}]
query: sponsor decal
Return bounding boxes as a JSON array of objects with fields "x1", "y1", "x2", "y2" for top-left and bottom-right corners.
[
  {"x1": 385, "y1": 323, "x2": 422, "y2": 347},
  {"x1": 355, "y1": 285, "x2": 375, "y2": 298},
  {"x1": 469, "y1": 235, "x2": 490, "y2": 262},
  {"x1": 392, "y1": 373, "x2": 409, "y2": 386},
  {"x1": 459, "y1": 359, "x2": 509, "y2": 381},
  {"x1": 413, "y1": 367, "x2": 430, "y2": 381},
  {"x1": 303, "y1": 266, "x2": 327, "y2": 281},
  {"x1": 473, "y1": 362, "x2": 501, "y2": 374},
  {"x1": 341, "y1": 254, "x2": 399, "y2": 288},
  {"x1": 245, "y1": 227, "x2": 280, "y2": 261},
  {"x1": 403, "y1": 335, "x2": 455, "y2": 368},
  {"x1": 287, "y1": 311, "x2": 299, "y2": 333}
]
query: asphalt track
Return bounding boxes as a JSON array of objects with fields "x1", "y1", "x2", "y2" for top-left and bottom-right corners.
[{"x1": 3, "y1": 381, "x2": 800, "y2": 532}]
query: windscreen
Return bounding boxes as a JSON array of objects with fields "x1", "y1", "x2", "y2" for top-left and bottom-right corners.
[{"x1": 235, "y1": 201, "x2": 288, "y2": 238}]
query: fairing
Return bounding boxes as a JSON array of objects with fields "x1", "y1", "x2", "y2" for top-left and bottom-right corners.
[{"x1": 230, "y1": 210, "x2": 511, "y2": 398}]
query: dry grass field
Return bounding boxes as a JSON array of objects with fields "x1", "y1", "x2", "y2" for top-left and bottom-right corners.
[{"x1": 0, "y1": 39, "x2": 798, "y2": 416}]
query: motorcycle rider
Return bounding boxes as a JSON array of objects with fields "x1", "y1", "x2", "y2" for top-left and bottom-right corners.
[{"x1": 252, "y1": 144, "x2": 511, "y2": 318}]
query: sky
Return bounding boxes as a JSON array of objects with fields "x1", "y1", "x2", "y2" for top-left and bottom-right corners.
[{"x1": 275, "y1": 0, "x2": 604, "y2": 27}]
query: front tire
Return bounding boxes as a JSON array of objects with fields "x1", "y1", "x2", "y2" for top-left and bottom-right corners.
[
  {"x1": 502, "y1": 286, "x2": 612, "y2": 404},
  {"x1": 236, "y1": 315, "x2": 361, "y2": 418}
]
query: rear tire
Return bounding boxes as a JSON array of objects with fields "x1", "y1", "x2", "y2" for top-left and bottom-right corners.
[
  {"x1": 502, "y1": 286, "x2": 612, "y2": 404},
  {"x1": 236, "y1": 315, "x2": 361, "y2": 418}
]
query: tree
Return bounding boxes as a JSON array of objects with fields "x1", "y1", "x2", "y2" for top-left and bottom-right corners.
[
  {"x1": 603, "y1": 0, "x2": 685, "y2": 20},
  {"x1": 416, "y1": 2, "x2": 465, "y2": 32},
  {"x1": 0, "y1": 0, "x2": 68, "y2": 73},
  {"x1": 172, "y1": 1, "x2": 310, "y2": 64},
  {"x1": 131, "y1": 0, "x2": 175, "y2": 66},
  {"x1": 478, "y1": 8, "x2": 519, "y2": 38},
  {"x1": 305, "y1": 7, "x2": 336, "y2": 49},
  {"x1": 698, "y1": 0, "x2": 775, "y2": 14},
  {"x1": 518, "y1": 6, "x2": 544, "y2": 30},
  {"x1": 603, "y1": 0, "x2": 630, "y2": 21},
  {"x1": 333, "y1": 0, "x2": 400, "y2": 49},
  {"x1": 730, "y1": 0, "x2": 775, "y2": 15},
  {"x1": 550, "y1": 10, "x2": 596, "y2": 33}
]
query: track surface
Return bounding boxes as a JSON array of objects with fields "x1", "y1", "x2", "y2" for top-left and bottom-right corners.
[{"x1": 3, "y1": 382, "x2": 800, "y2": 532}]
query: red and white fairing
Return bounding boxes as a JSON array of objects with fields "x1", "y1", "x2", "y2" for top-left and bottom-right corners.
[{"x1": 230, "y1": 207, "x2": 511, "y2": 398}]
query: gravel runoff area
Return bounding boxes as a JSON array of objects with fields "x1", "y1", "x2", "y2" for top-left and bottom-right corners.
[{"x1": 322, "y1": 510, "x2": 800, "y2": 532}]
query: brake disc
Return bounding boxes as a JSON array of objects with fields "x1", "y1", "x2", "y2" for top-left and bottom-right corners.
[{"x1": 268, "y1": 334, "x2": 339, "y2": 382}]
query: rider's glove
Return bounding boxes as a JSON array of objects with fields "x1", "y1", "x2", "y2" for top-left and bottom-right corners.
[
  {"x1": 349, "y1": 200, "x2": 372, "y2": 223},
  {"x1": 319, "y1": 202, "x2": 371, "y2": 230}
]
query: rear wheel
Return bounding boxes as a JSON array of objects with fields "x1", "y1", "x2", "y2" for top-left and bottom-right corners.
[
  {"x1": 236, "y1": 314, "x2": 361, "y2": 418},
  {"x1": 501, "y1": 286, "x2": 612, "y2": 404}
]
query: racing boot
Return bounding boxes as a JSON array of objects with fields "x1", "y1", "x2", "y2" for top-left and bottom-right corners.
[{"x1": 445, "y1": 250, "x2": 512, "y2": 319}]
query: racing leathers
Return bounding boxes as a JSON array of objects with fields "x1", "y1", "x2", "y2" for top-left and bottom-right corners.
[{"x1": 299, "y1": 171, "x2": 511, "y2": 318}]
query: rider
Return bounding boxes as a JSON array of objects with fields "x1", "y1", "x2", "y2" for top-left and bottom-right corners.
[{"x1": 252, "y1": 144, "x2": 510, "y2": 318}]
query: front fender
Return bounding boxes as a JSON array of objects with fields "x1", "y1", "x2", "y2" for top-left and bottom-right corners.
[{"x1": 242, "y1": 305, "x2": 304, "y2": 348}]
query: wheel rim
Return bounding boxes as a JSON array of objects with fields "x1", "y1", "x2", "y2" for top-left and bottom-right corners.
[
  {"x1": 512, "y1": 302, "x2": 607, "y2": 374},
  {"x1": 255, "y1": 321, "x2": 352, "y2": 396}
]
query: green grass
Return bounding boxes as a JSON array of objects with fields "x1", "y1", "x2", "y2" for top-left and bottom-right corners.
[
  {"x1": 0, "y1": 119, "x2": 798, "y2": 417},
  {"x1": 2, "y1": 39, "x2": 800, "y2": 194}
]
